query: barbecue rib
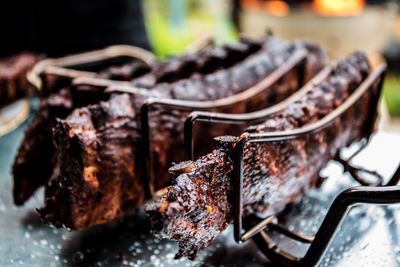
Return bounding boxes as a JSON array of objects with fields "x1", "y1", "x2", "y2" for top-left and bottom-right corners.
[
  {"x1": 146, "y1": 39, "x2": 326, "y2": 191},
  {"x1": 13, "y1": 89, "x2": 73, "y2": 205},
  {"x1": 145, "y1": 52, "x2": 373, "y2": 259},
  {"x1": 0, "y1": 53, "x2": 40, "y2": 108},
  {"x1": 39, "y1": 93, "x2": 145, "y2": 229},
  {"x1": 34, "y1": 38, "x2": 327, "y2": 230},
  {"x1": 12, "y1": 36, "x2": 272, "y2": 206},
  {"x1": 12, "y1": 67, "x2": 146, "y2": 205}
]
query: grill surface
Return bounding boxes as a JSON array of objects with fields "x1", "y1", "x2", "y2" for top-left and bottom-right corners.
[{"x1": 0, "y1": 115, "x2": 399, "y2": 266}]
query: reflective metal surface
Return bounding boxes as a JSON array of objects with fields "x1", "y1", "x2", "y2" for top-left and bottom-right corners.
[
  {"x1": 0, "y1": 100, "x2": 30, "y2": 138},
  {"x1": 0, "y1": 118, "x2": 399, "y2": 266}
]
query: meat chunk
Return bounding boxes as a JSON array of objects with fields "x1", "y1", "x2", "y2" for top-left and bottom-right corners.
[
  {"x1": 13, "y1": 36, "x2": 327, "y2": 231},
  {"x1": 0, "y1": 52, "x2": 40, "y2": 108},
  {"x1": 38, "y1": 94, "x2": 144, "y2": 229},
  {"x1": 145, "y1": 52, "x2": 372, "y2": 259}
]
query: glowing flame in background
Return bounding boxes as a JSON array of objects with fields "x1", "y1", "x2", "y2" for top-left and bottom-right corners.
[
  {"x1": 242, "y1": 0, "x2": 366, "y2": 17},
  {"x1": 242, "y1": 0, "x2": 290, "y2": 16},
  {"x1": 312, "y1": 0, "x2": 365, "y2": 16},
  {"x1": 264, "y1": 1, "x2": 290, "y2": 16}
]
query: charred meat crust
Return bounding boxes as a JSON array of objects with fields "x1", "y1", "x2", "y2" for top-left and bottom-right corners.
[
  {"x1": 13, "y1": 89, "x2": 73, "y2": 205},
  {"x1": 146, "y1": 40, "x2": 327, "y2": 191},
  {"x1": 38, "y1": 39, "x2": 327, "y2": 230},
  {"x1": 12, "y1": 36, "x2": 274, "y2": 206},
  {"x1": 0, "y1": 53, "x2": 41, "y2": 108},
  {"x1": 145, "y1": 52, "x2": 372, "y2": 259},
  {"x1": 12, "y1": 85, "x2": 113, "y2": 206},
  {"x1": 38, "y1": 94, "x2": 144, "y2": 229}
]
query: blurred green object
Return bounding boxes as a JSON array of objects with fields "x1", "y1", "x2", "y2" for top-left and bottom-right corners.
[
  {"x1": 143, "y1": 0, "x2": 237, "y2": 59},
  {"x1": 383, "y1": 75, "x2": 400, "y2": 117}
]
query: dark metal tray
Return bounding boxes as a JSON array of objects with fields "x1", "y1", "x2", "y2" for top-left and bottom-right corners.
[{"x1": 1, "y1": 118, "x2": 400, "y2": 266}]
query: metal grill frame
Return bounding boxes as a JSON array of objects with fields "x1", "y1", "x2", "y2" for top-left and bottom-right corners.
[{"x1": 226, "y1": 64, "x2": 395, "y2": 267}]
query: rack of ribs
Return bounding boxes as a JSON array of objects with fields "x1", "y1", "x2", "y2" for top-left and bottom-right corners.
[
  {"x1": 145, "y1": 52, "x2": 375, "y2": 259},
  {"x1": 13, "y1": 37, "x2": 270, "y2": 205},
  {"x1": 13, "y1": 36, "x2": 326, "y2": 230}
]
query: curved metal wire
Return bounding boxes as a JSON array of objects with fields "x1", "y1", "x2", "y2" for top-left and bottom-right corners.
[
  {"x1": 251, "y1": 181, "x2": 400, "y2": 267},
  {"x1": 139, "y1": 51, "x2": 307, "y2": 197},
  {"x1": 229, "y1": 64, "x2": 391, "y2": 266},
  {"x1": 27, "y1": 45, "x2": 155, "y2": 92},
  {"x1": 336, "y1": 139, "x2": 384, "y2": 186}
]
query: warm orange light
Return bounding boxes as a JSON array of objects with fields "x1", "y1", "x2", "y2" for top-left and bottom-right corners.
[
  {"x1": 312, "y1": 0, "x2": 365, "y2": 16},
  {"x1": 242, "y1": 0, "x2": 262, "y2": 11},
  {"x1": 264, "y1": 1, "x2": 290, "y2": 16}
]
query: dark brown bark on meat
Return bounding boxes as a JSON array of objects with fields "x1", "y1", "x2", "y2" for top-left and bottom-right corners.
[
  {"x1": 148, "y1": 40, "x2": 327, "y2": 191},
  {"x1": 12, "y1": 63, "x2": 148, "y2": 205},
  {"x1": 38, "y1": 38, "x2": 326, "y2": 229},
  {"x1": 13, "y1": 89, "x2": 73, "y2": 205},
  {"x1": 0, "y1": 53, "x2": 40, "y2": 108},
  {"x1": 12, "y1": 36, "x2": 270, "y2": 205},
  {"x1": 145, "y1": 52, "x2": 372, "y2": 259},
  {"x1": 12, "y1": 85, "x2": 112, "y2": 206},
  {"x1": 38, "y1": 94, "x2": 145, "y2": 229}
]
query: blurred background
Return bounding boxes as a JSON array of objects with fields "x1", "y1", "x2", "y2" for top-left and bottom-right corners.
[
  {"x1": 142, "y1": 0, "x2": 400, "y2": 132},
  {"x1": 1, "y1": 0, "x2": 400, "y2": 133}
]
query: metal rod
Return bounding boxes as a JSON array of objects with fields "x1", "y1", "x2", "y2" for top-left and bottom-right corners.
[
  {"x1": 335, "y1": 139, "x2": 384, "y2": 187},
  {"x1": 268, "y1": 223, "x2": 314, "y2": 244},
  {"x1": 337, "y1": 155, "x2": 384, "y2": 186},
  {"x1": 140, "y1": 102, "x2": 154, "y2": 199},
  {"x1": 241, "y1": 65, "x2": 386, "y2": 143},
  {"x1": 301, "y1": 185, "x2": 400, "y2": 266},
  {"x1": 241, "y1": 216, "x2": 277, "y2": 241},
  {"x1": 27, "y1": 45, "x2": 155, "y2": 92},
  {"x1": 385, "y1": 163, "x2": 400, "y2": 186},
  {"x1": 249, "y1": 157, "x2": 400, "y2": 267},
  {"x1": 255, "y1": 231, "x2": 302, "y2": 266},
  {"x1": 183, "y1": 51, "x2": 311, "y2": 160},
  {"x1": 233, "y1": 65, "x2": 386, "y2": 241},
  {"x1": 230, "y1": 64, "x2": 387, "y2": 265},
  {"x1": 232, "y1": 133, "x2": 250, "y2": 242},
  {"x1": 137, "y1": 50, "x2": 307, "y2": 113},
  {"x1": 139, "y1": 51, "x2": 309, "y2": 194}
]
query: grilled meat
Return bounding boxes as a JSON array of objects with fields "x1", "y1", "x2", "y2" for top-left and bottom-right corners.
[
  {"x1": 0, "y1": 52, "x2": 41, "y2": 107},
  {"x1": 145, "y1": 52, "x2": 372, "y2": 259},
  {"x1": 34, "y1": 38, "x2": 326, "y2": 229}
]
